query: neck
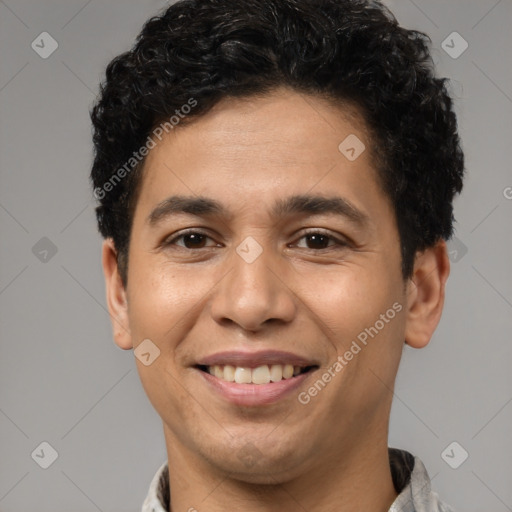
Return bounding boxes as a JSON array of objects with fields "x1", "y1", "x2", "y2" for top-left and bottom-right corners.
[{"x1": 163, "y1": 424, "x2": 397, "y2": 512}]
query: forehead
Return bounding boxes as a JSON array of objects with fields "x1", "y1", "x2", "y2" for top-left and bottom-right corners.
[{"x1": 133, "y1": 88, "x2": 387, "y2": 224}]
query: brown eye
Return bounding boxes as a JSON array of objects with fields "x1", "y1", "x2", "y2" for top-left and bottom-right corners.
[
  {"x1": 294, "y1": 230, "x2": 348, "y2": 250},
  {"x1": 179, "y1": 233, "x2": 208, "y2": 249},
  {"x1": 164, "y1": 230, "x2": 216, "y2": 249},
  {"x1": 303, "y1": 233, "x2": 331, "y2": 249}
]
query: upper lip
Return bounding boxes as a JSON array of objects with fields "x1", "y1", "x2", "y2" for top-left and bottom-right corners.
[{"x1": 195, "y1": 350, "x2": 319, "y2": 369}]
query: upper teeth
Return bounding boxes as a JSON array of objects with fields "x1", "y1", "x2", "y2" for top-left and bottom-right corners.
[{"x1": 206, "y1": 364, "x2": 303, "y2": 384}]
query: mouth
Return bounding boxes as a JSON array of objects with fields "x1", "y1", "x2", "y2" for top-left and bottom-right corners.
[
  {"x1": 195, "y1": 363, "x2": 318, "y2": 385},
  {"x1": 193, "y1": 350, "x2": 320, "y2": 406}
]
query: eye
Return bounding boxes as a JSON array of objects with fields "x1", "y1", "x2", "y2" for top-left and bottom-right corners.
[
  {"x1": 162, "y1": 229, "x2": 348, "y2": 251},
  {"x1": 293, "y1": 230, "x2": 348, "y2": 250},
  {"x1": 163, "y1": 230, "x2": 218, "y2": 249}
]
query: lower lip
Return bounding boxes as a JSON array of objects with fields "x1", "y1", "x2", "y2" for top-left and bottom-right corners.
[{"x1": 196, "y1": 368, "x2": 314, "y2": 406}]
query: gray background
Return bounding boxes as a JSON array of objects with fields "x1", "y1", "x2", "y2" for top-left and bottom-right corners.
[{"x1": 0, "y1": 0, "x2": 511, "y2": 510}]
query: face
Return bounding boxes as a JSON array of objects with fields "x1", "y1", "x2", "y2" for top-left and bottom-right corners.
[{"x1": 103, "y1": 87, "x2": 447, "y2": 483}]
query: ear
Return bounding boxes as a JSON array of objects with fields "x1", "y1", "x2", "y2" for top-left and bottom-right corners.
[
  {"x1": 404, "y1": 239, "x2": 450, "y2": 349},
  {"x1": 102, "y1": 238, "x2": 133, "y2": 350}
]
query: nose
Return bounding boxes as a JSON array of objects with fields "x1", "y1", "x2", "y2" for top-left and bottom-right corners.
[{"x1": 210, "y1": 245, "x2": 297, "y2": 333}]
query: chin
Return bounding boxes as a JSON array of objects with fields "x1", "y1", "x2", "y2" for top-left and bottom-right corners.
[{"x1": 201, "y1": 438, "x2": 310, "y2": 484}]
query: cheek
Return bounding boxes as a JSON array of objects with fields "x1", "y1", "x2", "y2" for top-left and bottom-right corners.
[
  {"x1": 301, "y1": 261, "x2": 405, "y2": 396},
  {"x1": 299, "y1": 264, "x2": 398, "y2": 340},
  {"x1": 125, "y1": 260, "x2": 203, "y2": 410},
  {"x1": 125, "y1": 260, "x2": 190, "y2": 350}
]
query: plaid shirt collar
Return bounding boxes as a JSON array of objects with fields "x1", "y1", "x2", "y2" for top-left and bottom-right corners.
[{"x1": 142, "y1": 448, "x2": 454, "y2": 512}]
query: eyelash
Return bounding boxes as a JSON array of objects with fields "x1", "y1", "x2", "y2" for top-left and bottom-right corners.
[{"x1": 162, "y1": 228, "x2": 349, "y2": 251}]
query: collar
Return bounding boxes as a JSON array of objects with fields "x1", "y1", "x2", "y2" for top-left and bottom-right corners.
[{"x1": 141, "y1": 448, "x2": 454, "y2": 512}]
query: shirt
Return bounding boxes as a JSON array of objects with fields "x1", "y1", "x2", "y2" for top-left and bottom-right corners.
[{"x1": 141, "y1": 448, "x2": 455, "y2": 512}]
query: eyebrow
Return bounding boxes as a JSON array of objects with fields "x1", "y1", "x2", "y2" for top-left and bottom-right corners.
[{"x1": 147, "y1": 194, "x2": 369, "y2": 227}]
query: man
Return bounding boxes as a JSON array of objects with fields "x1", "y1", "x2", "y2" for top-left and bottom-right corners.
[{"x1": 90, "y1": 0, "x2": 464, "y2": 510}]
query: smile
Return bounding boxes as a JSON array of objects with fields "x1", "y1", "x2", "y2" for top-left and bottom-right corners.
[{"x1": 197, "y1": 364, "x2": 317, "y2": 384}]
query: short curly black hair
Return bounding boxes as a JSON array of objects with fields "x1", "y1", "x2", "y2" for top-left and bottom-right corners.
[{"x1": 90, "y1": 0, "x2": 464, "y2": 286}]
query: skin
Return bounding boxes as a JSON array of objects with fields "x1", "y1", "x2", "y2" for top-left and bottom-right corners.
[{"x1": 102, "y1": 87, "x2": 450, "y2": 512}]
